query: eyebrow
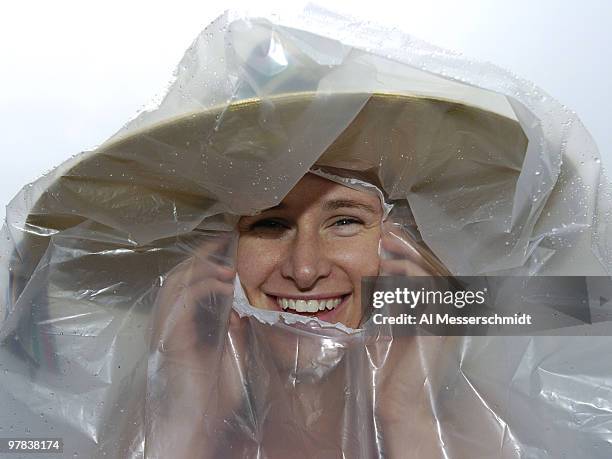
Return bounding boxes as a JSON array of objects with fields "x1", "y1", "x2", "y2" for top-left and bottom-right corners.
[
  {"x1": 322, "y1": 199, "x2": 379, "y2": 214},
  {"x1": 259, "y1": 198, "x2": 380, "y2": 214}
]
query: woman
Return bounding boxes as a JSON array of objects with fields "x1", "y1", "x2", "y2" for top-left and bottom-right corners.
[
  {"x1": 148, "y1": 168, "x2": 449, "y2": 458},
  {"x1": 236, "y1": 171, "x2": 385, "y2": 328}
]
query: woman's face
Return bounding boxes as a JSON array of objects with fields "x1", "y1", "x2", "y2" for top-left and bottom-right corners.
[{"x1": 237, "y1": 173, "x2": 383, "y2": 328}]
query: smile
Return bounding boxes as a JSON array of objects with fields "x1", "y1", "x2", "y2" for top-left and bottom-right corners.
[{"x1": 274, "y1": 296, "x2": 346, "y2": 313}]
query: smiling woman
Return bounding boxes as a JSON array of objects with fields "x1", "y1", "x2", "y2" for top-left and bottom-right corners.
[
  {"x1": 235, "y1": 171, "x2": 445, "y2": 329},
  {"x1": 236, "y1": 172, "x2": 384, "y2": 328}
]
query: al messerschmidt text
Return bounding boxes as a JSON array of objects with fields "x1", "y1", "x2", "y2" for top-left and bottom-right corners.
[{"x1": 373, "y1": 313, "x2": 532, "y2": 325}]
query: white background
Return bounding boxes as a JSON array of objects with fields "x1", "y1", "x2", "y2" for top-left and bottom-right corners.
[{"x1": 1, "y1": 0, "x2": 611, "y2": 211}]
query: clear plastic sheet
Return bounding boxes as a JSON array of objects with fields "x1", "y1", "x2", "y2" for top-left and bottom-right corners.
[{"x1": 2, "y1": 6, "x2": 612, "y2": 458}]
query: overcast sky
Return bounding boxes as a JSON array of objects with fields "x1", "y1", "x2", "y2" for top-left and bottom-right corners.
[{"x1": 1, "y1": 0, "x2": 610, "y2": 211}]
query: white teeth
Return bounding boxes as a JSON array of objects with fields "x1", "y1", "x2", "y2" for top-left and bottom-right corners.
[
  {"x1": 275, "y1": 296, "x2": 345, "y2": 313},
  {"x1": 296, "y1": 299, "x2": 307, "y2": 311}
]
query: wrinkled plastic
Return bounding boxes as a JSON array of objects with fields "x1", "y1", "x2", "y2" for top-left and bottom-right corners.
[{"x1": 2, "y1": 6, "x2": 612, "y2": 458}]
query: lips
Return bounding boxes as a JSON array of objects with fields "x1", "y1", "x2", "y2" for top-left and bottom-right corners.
[{"x1": 265, "y1": 293, "x2": 351, "y2": 320}]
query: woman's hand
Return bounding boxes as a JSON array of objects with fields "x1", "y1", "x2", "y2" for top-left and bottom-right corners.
[
  {"x1": 379, "y1": 219, "x2": 450, "y2": 277},
  {"x1": 376, "y1": 219, "x2": 451, "y2": 456},
  {"x1": 151, "y1": 233, "x2": 236, "y2": 352},
  {"x1": 145, "y1": 231, "x2": 248, "y2": 459},
  {"x1": 372, "y1": 333, "x2": 449, "y2": 458}
]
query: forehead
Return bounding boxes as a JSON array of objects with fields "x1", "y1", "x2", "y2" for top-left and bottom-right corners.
[{"x1": 279, "y1": 173, "x2": 382, "y2": 213}]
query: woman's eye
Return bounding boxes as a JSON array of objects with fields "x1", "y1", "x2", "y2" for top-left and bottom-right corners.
[
  {"x1": 250, "y1": 219, "x2": 287, "y2": 231},
  {"x1": 334, "y1": 218, "x2": 361, "y2": 226},
  {"x1": 330, "y1": 218, "x2": 364, "y2": 236}
]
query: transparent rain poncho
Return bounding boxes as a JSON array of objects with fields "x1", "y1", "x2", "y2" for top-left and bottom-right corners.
[{"x1": 2, "y1": 7, "x2": 612, "y2": 458}]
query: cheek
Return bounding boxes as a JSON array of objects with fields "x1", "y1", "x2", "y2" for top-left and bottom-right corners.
[
  {"x1": 326, "y1": 231, "x2": 381, "y2": 278},
  {"x1": 236, "y1": 236, "x2": 283, "y2": 289}
]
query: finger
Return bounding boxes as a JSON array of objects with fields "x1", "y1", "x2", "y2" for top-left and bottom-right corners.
[
  {"x1": 186, "y1": 278, "x2": 235, "y2": 303},
  {"x1": 183, "y1": 261, "x2": 236, "y2": 285},
  {"x1": 160, "y1": 278, "x2": 234, "y2": 317},
  {"x1": 380, "y1": 259, "x2": 432, "y2": 276},
  {"x1": 194, "y1": 231, "x2": 236, "y2": 263},
  {"x1": 215, "y1": 265, "x2": 237, "y2": 281},
  {"x1": 382, "y1": 219, "x2": 410, "y2": 237},
  {"x1": 381, "y1": 221, "x2": 451, "y2": 277},
  {"x1": 173, "y1": 229, "x2": 233, "y2": 256},
  {"x1": 381, "y1": 232, "x2": 426, "y2": 261},
  {"x1": 152, "y1": 278, "x2": 234, "y2": 345},
  {"x1": 164, "y1": 257, "x2": 235, "y2": 290}
]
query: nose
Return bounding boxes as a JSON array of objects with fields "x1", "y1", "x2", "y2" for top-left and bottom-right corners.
[{"x1": 280, "y1": 228, "x2": 332, "y2": 290}]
